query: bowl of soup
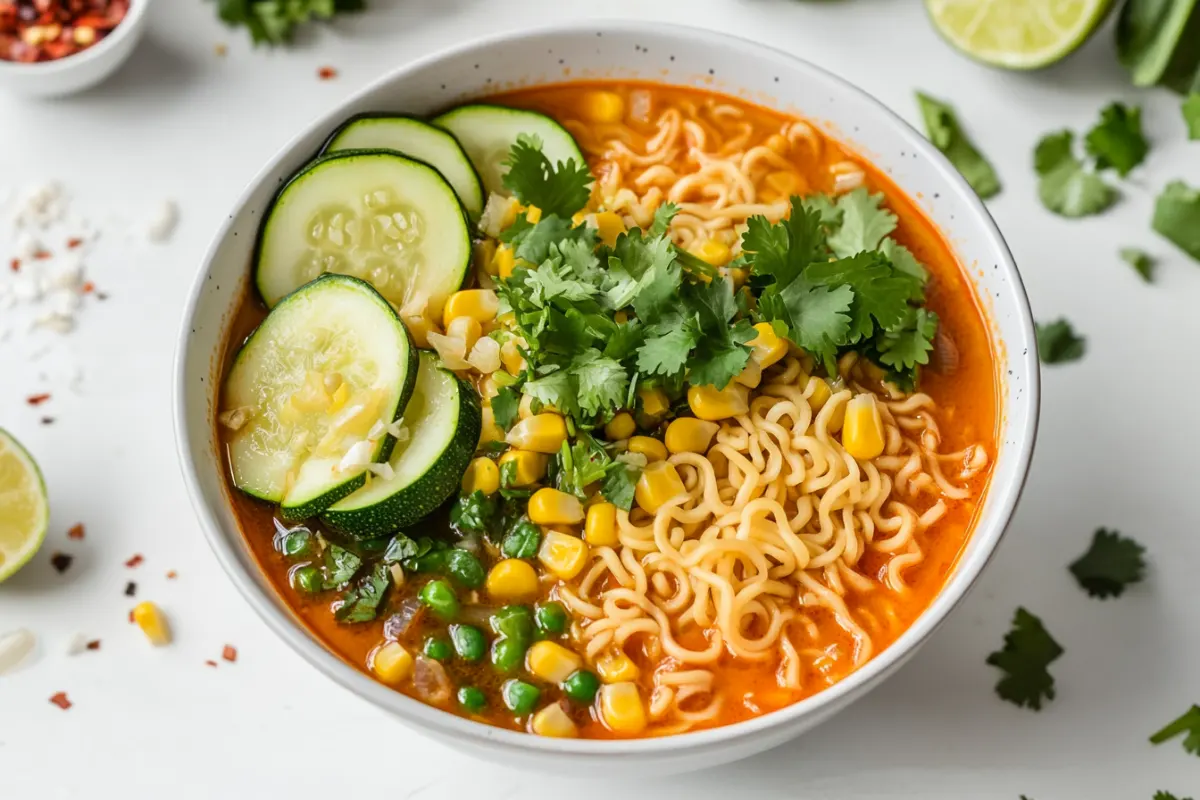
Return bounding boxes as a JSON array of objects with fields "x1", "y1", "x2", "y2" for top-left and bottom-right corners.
[{"x1": 174, "y1": 21, "x2": 1038, "y2": 776}]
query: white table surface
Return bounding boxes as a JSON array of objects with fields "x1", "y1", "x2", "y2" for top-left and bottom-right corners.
[{"x1": 1, "y1": 2, "x2": 1197, "y2": 798}]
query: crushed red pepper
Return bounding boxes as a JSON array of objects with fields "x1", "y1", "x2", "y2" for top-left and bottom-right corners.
[
  {"x1": 81, "y1": 281, "x2": 95, "y2": 294},
  {"x1": 86, "y1": 639, "x2": 100, "y2": 650},
  {"x1": 67, "y1": 523, "x2": 85, "y2": 539},
  {"x1": 165, "y1": 570, "x2": 177, "y2": 579},
  {"x1": 222, "y1": 645, "x2": 237, "y2": 663},
  {"x1": 9, "y1": 258, "x2": 19, "y2": 272},
  {"x1": 49, "y1": 691, "x2": 72, "y2": 710},
  {"x1": 26, "y1": 393, "x2": 50, "y2": 406},
  {"x1": 0, "y1": 1, "x2": 131, "y2": 64},
  {"x1": 32, "y1": 249, "x2": 51, "y2": 260},
  {"x1": 124, "y1": 553, "x2": 143, "y2": 568},
  {"x1": 127, "y1": 609, "x2": 134, "y2": 623},
  {"x1": 50, "y1": 552, "x2": 73, "y2": 573},
  {"x1": 204, "y1": 659, "x2": 218, "y2": 667},
  {"x1": 66, "y1": 237, "x2": 83, "y2": 249},
  {"x1": 317, "y1": 65, "x2": 337, "y2": 80}
]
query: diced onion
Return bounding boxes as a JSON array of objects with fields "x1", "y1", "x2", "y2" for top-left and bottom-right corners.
[
  {"x1": 336, "y1": 439, "x2": 375, "y2": 474},
  {"x1": 467, "y1": 336, "x2": 502, "y2": 374},
  {"x1": 0, "y1": 629, "x2": 35, "y2": 675},
  {"x1": 479, "y1": 193, "x2": 520, "y2": 239},
  {"x1": 617, "y1": 452, "x2": 649, "y2": 468},
  {"x1": 427, "y1": 331, "x2": 472, "y2": 371},
  {"x1": 413, "y1": 655, "x2": 452, "y2": 704},
  {"x1": 218, "y1": 406, "x2": 253, "y2": 431}
]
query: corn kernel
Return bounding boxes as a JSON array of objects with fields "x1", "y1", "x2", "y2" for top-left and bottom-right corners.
[
  {"x1": 525, "y1": 205, "x2": 542, "y2": 224},
  {"x1": 506, "y1": 413, "x2": 568, "y2": 454},
  {"x1": 527, "y1": 641, "x2": 584, "y2": 683},
  {"x1": 500, "y1": 339, "x2": 526, "y2": 376},
  {"x1": 638, "y1": 388, "x2": 670, "y2": 419},
  {"x1": 614, "y1": 310, "x2": 628, "y2": 324},
  {"x1": 664, "y1": 418, "x2": 720, "y2": 455},
  {"x1": 582, "y1": 90, "x2": 625, "y2": 123},
  {"x1": 635, "y1": 461, "x2": 685, "y2": 514},
  {"x1": 628, "y1": 435, "x2": 668, "y2": 463},
  {"x1": 403, "y1": 314, "x2": 435, "y2": 349},
  {"x1": 446, "y1": 315, "x2": 482, "y2": 353},
  {"x1": 596, "y1": 652, "x2": 640, "y2": 683},
  {"x1": 531, "y1": 702, "x2": 579, "y2": 738},
  {"x1": 690, "y1": 239, "x2": 731, "y2": 267},
  {"x1": 73, "y1": 25, "x2": 97, "y2": 46},
  {"x1": 599, "y1": 682, "x2": 647, "y2": 734},
  {"x1": 842, "y1": 394, "x2": 885, "y2": 460},
  {"x1": 766, "y1": 133, "x2": 790, "y2": 154},
  {"x1": 807, "y1": 377, "x2": 832, "y2": 411},
  {"x1": 749, "y1": 322, "x2": 788, "y2": 368},
  {"x1": 493, "y1": 244, "x2": 516, "y2": 280},
  {"x1": 734, "y1": 359, "x2": 763, "y2": 389},
  {"x1": 528, "y1": 488, "x2": 585, "y2": 526},
  {"x1": 443, "y1": 289, "x2": 500, "y2": 328},
  {"x1": 538, "y1": 530, "x2": 590, "y2": 580},
  {"x1": 372, "y1": 641, "x2": 414, "y2": 685},
  {"x1": 584, "y1": 502, "x2": 618, "y2": 547},
  {"x1": 486, "y1": 559, "x2": 540, "y2": 599},
  {"x1": 498, "y1": 449, "x2": 548, "y2": 487},
  {"x1": 593, "y1": 211, "x2": 626, "y2": 247},
  {"x1": 604, "y1": 411, "x2": 636, "y2": 441},
  {"x1": 687, "y1": 383, "x2": 750, "y2": 421},
  {"x1": 479, "y1": 407, "x2": 504, "y2": 447},
  {"x1": 729, "y1": 266, "x2": 749, "y2": 290},
  {"x1": 462, "y1": 457, "x2": 500, "y2": 496},
  {"x1": 132, "y1": 601, "x2": 171, "y2": 646}
]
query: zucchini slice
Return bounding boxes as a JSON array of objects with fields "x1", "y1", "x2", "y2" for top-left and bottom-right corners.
[
  {"x1": 221, "y1": 274, "x2": 417, "y2": 521},
  {"x1": 322, "y1": 114, "x2": 485, "y2": 220},
  {"x1": 321, "y1": 351, "x2": 482, "y2": 539},
  {"x1": 431, "y1": 104, "x2": 586, "y2": 199},
  {"x1": 255, "y1": 150, "x2": 471, "y2": 320}
]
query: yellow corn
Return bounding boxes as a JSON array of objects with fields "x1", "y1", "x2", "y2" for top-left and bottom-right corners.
[
  {"x1": 500, "y1": 339, "x2": 526, "y2": 376},
  {"x1": 635, "y1": 461, "x2": 685, "y2": 514},
  {"x1": 328, "y1": 381, "x2": 351, "y2": 413},
  {"x1": 614, "y1": 310, "x2": 628, "y2": 324},
  {"x1": 525, "y1": 205, "x2": 543, "y2": 224},
  {"x1": 462, "y1": 457, "x2": 500, "y2": 496},
  {"x1": 842, "y1": 394, "x2": 885, "y2": 460},
  {"x1": 445, "y1": 315, "x2": 482, "y2": 354},
  {"x1": 604, "y1": 411, "x2": 636, "y2": 441},
  {"x1": 593, "y1": 211, "x2": 626, "y2": 247},
  {"x1": 600, "y1": 682, "x2": 647, "y2": 734},
  {"x1": 403, "y1": 314, "x2": 434, "y2": 349},
  {"x1": 475, "y1": 239, "x2": 498, "y2": 277},
  {"x1": 596, "y1": 652, "x2": 640, "y2": 683},
  {"x1": 690, "y1": 239, "x2": 731, "y2": 266},
  {"x1": 749, "y1": 322, "x2": 788, "y2": 368},
  {"x1": 687, "y1": 383, "x2": 750, "y2": 421},
  {"x1": 531, "y1": 702, "x2": 579, "y2": 738},
  {"x1": 371, "y1": 641, "x2": 414, "y2": 685},
  {"x1": 443, "y1": 289, "x2": 500, "y2": 328},
  {"x1": 486, "y1": 559, "x2": 540, "y2": 599},
  {"x1": 729, "y1": 266, "x2": 749, "y2": 290},
  {"x1": 584, "y1": 502, "x2": 618, "y2": 547},
  {"x1": 527, "y1": 641, "x2": 584, "y2": 683},
  {"x1": 581, "y1": 90, "x2": 625, "y2": 123},
  {"x1": 506, "y1": 413, "x2": 568, "y2": 454},
  {"x1": 664, "y1": 418, "x2": 719, "y2": 455},
  {"x1": 479, "y1": 407, "x2": 505, "y2": 447},
  {"x1": 734, "y1": 359, "x2": 763, "y2": 389},
  {"x1": 538, "y1": 530, "x2": 590, "y2": 580},
  {"x1": 493, "y1": 244, "x2": 516, "y2": 280},
  {"x1": 807, "y1": 377, "x2": 832, "y2": 411},
  {"x1": 498, "y1": 449, "x2": 548, "y2": 487},
  {"x1": 627, "y1": 435, "x2": 668, "y2": 463},
  {"x1": 528, "y1": 488, "x2": 585, "y2": 526},
  {"x1": 638, "y1": 388, "x2": 670, "y2": 419},
  {"x1": 132, "y1": 601, "x2": 171, "y2": 646}
]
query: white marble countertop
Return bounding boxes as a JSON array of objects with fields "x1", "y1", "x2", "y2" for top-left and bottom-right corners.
[{"x1": 1, "y1": 1, "x2": 1197, "y2": 797}]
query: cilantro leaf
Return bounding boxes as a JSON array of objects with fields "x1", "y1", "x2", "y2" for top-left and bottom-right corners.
[
  {"x1": 1036, "y1": 319, "x2": 1086, "y2": 365},
  {"x1": 212, "y1": 0, "x2": 366, "y2": 46},
  {"x1": 523, "y1": 260, "x2": 599, "y2": 305},
  {"x1": 637, "y1": 323, "x2": 699, "y2": 377},
  {"x1": 682, "y1": 278, "x2": 754, "y2": 388},
  {"x1": 1034, "y1": 130, "x2": 1117, "y2": 218},
  {"x1": 1154, "y1": 792, "x2": 1193, "y2": 800},
  {"x1": 322, "y1": 543, "x2": 362, "y2": 590},
  {"x1": 915, "y1": 92, "x2": 1001, "y2": 199},
  {"x1": 649, "y1": 202, "x2": 679, "y2": 237},
  {"x1": 986, "y1": 607, "x2": 1063, "y2": 711},
  {"x1": 504, "y1": 215, "x2": 597, "y2": 266},
  {"x1": 601, "y1": 462, "x2": 641, "y2": 511},
  {"x1": 604, "y1": 229, "x2": 681, "y2": 319},
  {"x1": 758, "y1": 278, "x2": 852, "y2": 372},
  {"x1": 335, "y1": 561, "x2": 392, "y2": 623},
  {"x1": 1150, "y1": 705, "x2": 1200, "y2": 757},
  {"x1": 876, "y1": 308, "x2": 938, "y2": 375},
  {"x1": 554, "y1": 435, "x2": 612, "y2": 498},
  {"x1": 880, "y1": 238, "x2": 929, "y2": 285},
  {"x1": 1120, "y1": 247, "x2": 1155, "y2": 282},
  {"x1": 491, "y1": 386, "x2": 521, "y2": 431},
  {"x1": 827, "y1": 189, "x2": 898, "y2": 258},
  {"x1": 742, "y1": 201, "x2": 825, "y2": 285},
  {"x1": 1185, "y1": 93, "x2": 1200, "y2": 140},
  {"x1": 523, "y1": 369, "x2": 577, "y2": 416},
  {"x1": 604, "y1": 320, "x2": 646, "y2": 361},
  {"x1": 571, "y1": 351, "x2": 628, "y2": 416},
  {"x1": 1152, "y1": 180, "x2": 1200, "y2": 263},
  {"x1": 501, "y1": 134, "x2": 592, "y2": 218},
  {"x1": 1068, "y1": 528, "x2": 1146, "y2": 599},
  {"x1": 806, "y1": 251, "x2": 923, "y2": 340},
  {"x1": 1084, "y1": 102, "x2": 1149, "y2": 177},
  {"x1": 1034, "y1": 130, "x2": 1075, "y2": 174}
]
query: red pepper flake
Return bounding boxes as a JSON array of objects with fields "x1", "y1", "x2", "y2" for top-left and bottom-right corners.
[
  {"x1": 66, "y1": 237, "x2": 84, "y2": 249},
  {"x1": 81, "y1": 281, "x2": 95, "y2": 295},
  {"x1": 26, "y1": 393, "x2": 51, "y2": 406},
  {"x1": 166, "y1": 570, "x2": 178, "y2": 579},
  {"x1": 124, "y1": 553, "x2": 143, "y2": 568},
  {"x1": 67, "y1": 523, "x2": 85, "y2": 540},
  {"x1": 86, "y1": 640, "x2": 101, "y2": 650},
  {"x1": 124, "y1": 581, "x2": 137, "y2": 597},
  {"x1": 222, "y1": 645, "x2": 238, "y2": 663},
  {"x1": 204, "y1": 660, "x2": 218, "y2": 667},
  {"x1": 9, "y1": 258, "x2": 19, "y2": 272},
  {"x1": 214, "y1": 43, "x2": 227, "y2": 57},
  {"x1": 50, "y1": 552, "x2": 73, "y2": 573},
  {"x1": 49, "y1": 692, "x2": 72, "y2": 710},
  {"x1": 32, "y1": 249, "x2": 51, "y2": 260},
  {"x1": 127, "y1": 609, "x2": 135, "y2": 623},
  {"x1": 317, "y1": 66, "x2": 338, "y2": 80}
]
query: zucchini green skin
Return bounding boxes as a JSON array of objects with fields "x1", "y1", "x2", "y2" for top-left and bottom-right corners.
[{"x1": 320, "y1": 367, "x2": 482, "y2": 539}]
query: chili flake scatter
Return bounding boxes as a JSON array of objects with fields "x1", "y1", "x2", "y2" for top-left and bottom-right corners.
[
  {"x1": 317, "y1": 65, "x2": 337, "y2": 80},
  {"x1": 86, "y1": 639, "x2": 100, "y2": 650},
  {"x1": 0, "y1": 1, "x2": 131, "y2": 64},
  {"x1": 123, "y1": 581, "x2": 136, "y2": 597},
  {"x1": 32, "y1": 249, "x2": 51, "y2": 260},
  {"x1": 124, "y1": 553, "x2": 143, "y2": 568},
  {"x1": 67, "y1": 523, "x2": 84, "y2": 540},
  {"x1": 49, "y1": 691, "x2": 72, "y2": 710},
  {"x1": 50, "y1": 552, "x2": 73, "y2": 573},
  {"x1": 26, "y1": 393, "x2": 50, "y2": 406},
  {"x1": 66, "y1": 237, "x2": 82, "y2": 249},
  {"x1": 127, "y1": 609, "x2": 134, "y2": 623},
  {"x1": 205, "y1": 660, "x2": 218, "y2": 667},
  {"x1": 222, "y1": 645, "x2": 237, "y2": 663},
  {"x1": 165, "y1": 570, "x2": 177, "y2": 579},
  {"x1": 9, "y1": 258, "x2": 19, "y2": 272},
  {"x1": 81, "y1": 281, "x2": 95, "y2": 294}
]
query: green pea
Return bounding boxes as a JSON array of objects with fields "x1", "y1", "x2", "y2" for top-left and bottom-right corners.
[
  {"x1": 562, "y1": 669, "x2": 600, "y2": 703},
  {"x1": 501, "y1": 520, "x2": 541, "y2": 559},
  {"x1": 457, "y1": 686, "x2": 487, "y2": 713},
  {"x1": 423, "y1": 636, "x2": 452, "y2": 661},
  {"x1": 418, "y1": 579, "x2": 459, "y2": 621},
  {"x1": 450, "y1": 624, "x2": 486, "y2": 662},
  {"x1": 292, "y1": 565, "x2": 322, "y2": 593},
  {"x1": 490, "y1": 605, "x2": 535, "y2": 644},
  {"x1": 502, "y1": 679, "x2": 540, "y2": 714},
  {"x1": 280, "y1": 530, "x2": 314, "y2": 559},
  {"x1": 490, "y1": 636, "x2": 527, "y2": 673},
  {"x1": 535, "y1": 601, "x2": 568, "y2": 636},
  {"x1": 444, "y1": 548, "x2": 486, "y2": 589}
]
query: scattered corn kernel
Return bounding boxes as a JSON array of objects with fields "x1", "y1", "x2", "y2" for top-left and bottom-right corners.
[
  {"x1": 372, "y1": 641, "x2": 414, "y2": 685},
  {"x1": 687, "y1": 383, "x2": 750, "y2": 421},
  {"x1": 443, "y1": 289, "x2": 500, "y2": 328},
  {"x1": 479, "y1": 407, "x2": 504, "y2": 447},
  {"x1": 690, "y1": 239, "x2": 731, "y2": 266},
  {"x1": 525, "y1": 205, "x2": 543, "y2": 224},
  {"x1": 614, "y1": 310, "x2": 628, "y2": 324},
  {"x1": 734, "y1": 359, "x2": 763, "y2": 389},
  {"x1": 462, "y1": 457, "x2": 500, "y2": 496},
  {"x1": 132, "y1": 601, "x2": 171, "y2": 646},
  {"x1": 486, "y1": 559, "x2": 540, "y2": 599},
  {"x1": 749, "y1": 322, "x2": 788, "y2": 368},
  {"x1": 507, "y1": 413, "x2": 568, "y2": 454},
  {"x1": 493, "y1": 244, "x2": 516, "y2": 279},
  {"x1": 531, "y1": 702, "x2": 579, "y2": 738},
  {"x1": 527, "y1": 641, "x2": 584, "y2": 683},
  {"x1": 73, "y1": 25, "x2": 97, "y2": 46},
  {"x1": 635, "y1": 461, "x2": 686, "y2": 514},
  {"x1": 498, "y1": 449, "x2": 548, "y2": 487},
  {"x1": 600, "y1": 682, "x2": 647, "y2": 734},
  {"x1": 584, "y1": 502, "x2": 618, "y2": 547},
  {"x1": 638, "y1": 388, "x2": 670, "y2": 418},
  {"x1": 500, "y1": 339, "x2": 526, "y2": 376},
  {"x1": 582, "y1": 90, "x2": 625, "y2": 123},
  {"x1": 665, "y1": 418, "x2": 720, "y2": 454},
  {"x1": 842, "y1": 394, "x2": 885, "y2": 460},
  {"x1": 604, "y1": 411, "x2": 636, "y2": 441},
  {"x1": 538, "y1": 530, "x2": 590, "y2": 580},
  {"x1": 628, "y1": 435, "x2": 668, "y2": 462},
  {"x1": 807, "y1": 377, "x2": 832, "y2": 412},
  {"x1": 593, "y1": 211, "x2": 626, "y2": 247},
  {"x1": 596, "y1": 652, "x2": 640, "y2": 683},
  {"x1": 528, "y1": 488, "x2": 585, "y2": 526}
]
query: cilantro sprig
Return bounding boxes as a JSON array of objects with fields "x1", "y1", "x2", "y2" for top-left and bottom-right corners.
[
  {"x1": 986, "y1": 607, "x2": 1063, "y2": 711},
  {"x1": 1150, "y1": 705, "x2": 1200, "y2": 757},
  {"x1": 1084, "y1": 102, "x2": 1149, "y2": 177},
  {"x1": 1152, "y1": 180, "x2": 1200, "y2": 263},
  {"x1": 1034, "y1": 130, "x2": 1117, "y2": 218},
  {"x1": 212, "y1": 0, "x2": 366, "y2": 46},
  {"x1": 1036, "y1": 319, "x2": 1086, "y2": 365},
  {"x1": 1068, "y1": 528, "x2": 1147, "y2": 599},
  {"x1": 915, "y1": 92, "x2": 1001, "y2": 199}
]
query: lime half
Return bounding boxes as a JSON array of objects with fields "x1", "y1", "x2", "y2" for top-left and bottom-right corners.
[
  {"x1": 925, "y1": 0, "x2": 1114, "y2": 70},
  {"x1": 0, "y1": 429, "x2": 48, "y2": 583}
]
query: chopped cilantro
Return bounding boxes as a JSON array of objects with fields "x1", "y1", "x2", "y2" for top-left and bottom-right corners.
[
  {"x1": 381, "y1": 533, "x2": 420, "y2": 564},
  {"x1": 212, "y1": 0, "x2": 366, "y2": 46},
  {"x1": 915, "y1": 92, "x2": 1001, "y2": 199},
  {"x1": 1068, "y1": 528, "x2": 1147, "y2": 599},
  {"x1": 1152, "y1": 180, "x2": 1200, "y2": 263},
  {"x1": 322, "y1": 543, "x2": 362, "y2": 590},
  {"x1": 553, "y1": 435, "x2": 611, "y2": 498},
  {"x1": 1185, "y1": 93, "x2": 1200, "y2": 140},
  {"x1": 601, "y1": 462, "x2": 641, "y2": 511},
  {"x1": 1036, "y1": 319, "x2": 1086, "y2": 365},
  {"x1": 986, "y1": 607, "x2": 1063, "y2": 711},
  {"x1": 1150, "y1": 705, "x2": 1200, "y2": 757},
  {"x1": 491, "y1": 385, "x2": 521, "y2": 431},
  {"x1": 637, "y1": 323, "x2": 698, "y2": 377},
  {"x1": 876, "y1": 307, "x2": 938, "y2": 374},
  {"x1": 501, "y1": 134, "x2": 592, "y2": 218},
  {"x1": 826, "y1": 189, "x2": 898, "y2": 258},
  {"x1": 1120, "y1": 247, "x2": 1156, "y2": 282},
  {"x1": 449, "y1": 491, "x2": 498, "y2": 536},
  {"x1": 1084, "y1": 102, "x2": 1149, "y2": 177},
  {"x1": 571, "y1": 351, "x2": 629, "y2": 416},
  {"x1": 1034, "y1": 130, "x2": 1116, "y2": 218},
  {"x1": 1155, "y1": 792, "x2": 1193, "y2": 800},
  {"x1": 498, "y1": 458, "x2": 519, "y2": 490},
  {"x1": 681, "y1": 278, "x2": 755, "y2": 389},
  {"x1": 335, "y1": 561, "x2": 391, "y2": 623}
]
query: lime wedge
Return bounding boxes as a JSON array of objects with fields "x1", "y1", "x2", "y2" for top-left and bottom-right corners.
[
  {"x1": 0, "y1": 429, "x2": 49, "y2": 583},
  {"x1": 925, "y1": 0, "x2": 1114, "y2": 70}
]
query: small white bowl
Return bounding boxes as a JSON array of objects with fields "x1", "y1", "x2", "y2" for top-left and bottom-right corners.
[
  {"x1": 174, "y1": 21, "x2": 1040, "y2": 778},
  {"x1": 0, "y1": 0, "x2": 151, "y2": 97}
]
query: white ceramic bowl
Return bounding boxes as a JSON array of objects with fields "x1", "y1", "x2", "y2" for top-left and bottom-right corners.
[
  {"x1": 0, "y1": 0, "x2": 151, "y2": 97},
  {"x1": 174, "y1": 21, "x2": 1039, "y2": 778}
]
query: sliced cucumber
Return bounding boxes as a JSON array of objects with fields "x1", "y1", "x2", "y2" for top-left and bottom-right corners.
[
  {"x1": 222, "y1": 274, "x2": 417, "y2": 520},
  {"x1": 255, "y1": 150, "x2": 471, "y2": 320},
  {"x1": 322, "y1": 114, "x2": 485, "y2": 220},
  {"x1": 432, "y1": 104, "x2": 586, "y2": 199},
  {"x1": 322, "y1": 351, "x2": 482, "y2": 538}
]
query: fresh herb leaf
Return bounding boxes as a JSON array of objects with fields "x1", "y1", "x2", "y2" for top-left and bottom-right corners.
[
  {"x1": 986, "y1": 607, "x2": 1063, "y2": 711},
  {"x1": 1036, "y1": 318, "x2": 1086, "y2": 365},
  {"x1": 554, "y1": 435, "x2": 612, "y2": 498},
  {"x1": 601, "y1": 462, "x2": 641, "y2": 511},
  {"x1": 649, "y1": 202, "x2": 680, "y2": 237},
  {"x1": 876, "y1": 308, "x2": 938, "y2": 377},
  {"x1": 450, "y1": 491, "x2": 498, "y2": 536},
  {"x1": 1034, "y1": 130, "x2": 1076, "y2": 174},
  {"x1": 742, "y1": 201, "x2": 826, "y2": 285},
  {"x1": 1154, "y1": 792, "x2": 1194, "y2": 800},
  {"x1": 805, "y1": 251, "x2": 923, "y2": 340},
  {"x1": 492, "y1": 386, "x2": 521, "y2": 431},
  {"x1": 501, "y1": 134, "x2": 592, "y2": 218},
  {"x1": 1153, "y1": 180, "x2": 1200, "y2": 263},
  {"x1": 1034, "y1": 130, "x2": 1117, "y2": 218},
  {"x1": 604, "y1": 320, "x2": 646, "y2": 361},
  {"x1": 681, "y1": 277, "x2": 755, "y2": 389},
  {"x1": 1084, "y1": 102, "x2": 1149, "y2": 177},
  {"x1": 1068, "y1": 528, "x2": 1147, "y2": 598},
  {"x1": 757, "y1": 275, "x2": 853, "y2": 374},
  {"x1": 501, "y1": 519, "x2": 542, "y2": 559},
  {"x1": 1150, "y1": 705, "x2": 1200, "y2": 757},
  {"x1": 880, "y1": 238, "x2": 928, "y2": 284},
  {"x1": 1185, "y1": 93, "x2": 1200, "y2": 140},
  {"x1": 335, "y1": 561, "x2": 391, "y2": 623},
  {"x1": 637, "y1": 323, "x2": 699, "y2": 377},
  {"x1": 826, "y1": 189, "x2": 898, "y2": 258},
  {"x1": 499, "y1": 458, "x2": 519, "y2": 490},
  {"x1": 571, "y1": 351, "x2": 629, "y2": 417},
  {"x1": 212, "y1": 0, "x2": 366, "y2": 46},
  {"x1": 381, "y1": 533, "x2": 420, "y2": 564},
  {"x1": 1120, "y1": 247, "x2": 1156, "y2": 282},
  {"x1": 915, "y1": 92, "x2": 1001, "y2": 198},
  {"x1": 402, "y1": 538, "x2": 449, "y2": 573},
  {"x1": 322, "y1": 543, "x2": 362, "y2": 590}
]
